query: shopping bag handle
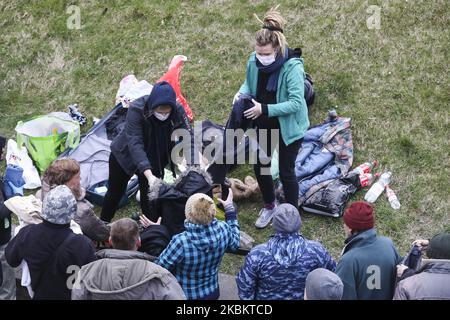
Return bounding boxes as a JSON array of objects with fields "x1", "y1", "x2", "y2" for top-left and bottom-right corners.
[{"x1": 66, "y1": 127, "x2": 80, "y2": 148}]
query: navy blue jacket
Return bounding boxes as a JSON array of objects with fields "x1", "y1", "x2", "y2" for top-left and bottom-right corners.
[
  {"x1": 225, "y1": 94, "x2": 255, "y2": 131},
  {"x1": 5, "y1": 221, "x2": 96, "y2": 300},
  {"x1": 110, "y1": 81, "x2": 196, "y2": 178}
]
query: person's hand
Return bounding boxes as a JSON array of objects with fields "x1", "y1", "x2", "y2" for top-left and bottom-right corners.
[
  {"x1": 412, "y1": 239, "x2": 429, "y2": 252},
  {"x1": 232, "y1": 92, "x2": 241, "y2": 105},
  {"x1": 217, "y1": 188, "x2": 234, "y2": 213},
  {"x1": 140, "y1": 215, "x2": 162, "y2": 228},
  {"x1": 177, "y1": 158, "x2": 188, "y2": 173},
  {"x1": 243, "y1": 99, "x2": 262, "y2": 120},
  {"x1": 396, "y1": 264, "x2": 409, "y2": 277},
  {"x1": 144, "y1": 169, "x2": 159, "y2": 186}
]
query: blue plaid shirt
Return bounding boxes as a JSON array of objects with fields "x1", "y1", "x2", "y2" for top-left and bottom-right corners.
[{"x1": 157, "y1": 216, "x2": 240, "y2": 300}]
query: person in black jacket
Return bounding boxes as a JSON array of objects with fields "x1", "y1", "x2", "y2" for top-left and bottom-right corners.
[
  {"x1": 5, "y1": 185, "x2": 96, "y2": 300},
  {"x1": 0, "y1": 176, "x2": 15, "y2": 299},
  {"x1": 100, "y1": 81, "x2": 196, "y2": 222}
]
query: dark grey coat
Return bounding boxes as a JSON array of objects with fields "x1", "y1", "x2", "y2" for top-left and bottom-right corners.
[{"x1": 394, "y1": 261, "x2": 450, "y2": 300}]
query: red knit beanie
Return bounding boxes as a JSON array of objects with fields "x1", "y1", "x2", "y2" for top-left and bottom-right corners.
[{"x1": 343, "y1": 201, "x2": 374, "y2": 231}]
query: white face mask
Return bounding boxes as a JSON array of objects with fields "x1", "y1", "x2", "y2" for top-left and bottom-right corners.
[
  {"x1": 154, "y1": 112, "x2": 170, "y2": 121},
  {"x1": 256, "y1": 53, "x2": 276, "y2": 66}
]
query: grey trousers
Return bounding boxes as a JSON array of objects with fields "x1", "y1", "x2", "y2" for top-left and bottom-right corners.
[{"x1": 0, "y1": 243, "x2": 16, "y2": 300}]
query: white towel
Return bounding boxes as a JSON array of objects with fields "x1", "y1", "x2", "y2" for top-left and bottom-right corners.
[{"x1": 19, "y1": 260, "x2": 34, "y2": 299}]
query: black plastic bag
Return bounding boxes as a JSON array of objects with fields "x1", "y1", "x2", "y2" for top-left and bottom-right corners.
[{"x1": 301, "y1": 172, "x2": 360, "y2": 218}]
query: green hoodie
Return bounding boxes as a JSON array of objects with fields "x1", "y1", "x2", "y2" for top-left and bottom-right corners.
[
  {"x1": 336, "y1": 228, "x2": 402, "y2": 300},
  {"x1": 239, "y1": 52, "x2": 310, "y2": 146}
]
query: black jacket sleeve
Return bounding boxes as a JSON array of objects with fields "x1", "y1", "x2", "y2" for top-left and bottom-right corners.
[
  {"x1": 261, "y1": 104, "x2": 269, "y2": 115},
  {"x1": 5, "y1": 226, "x2": 29, "y2": 268},
  {"x1": 0, "y1": 204, "x2": 11, "y2": 220},
  {"x1": 0, "y1": 187, "x2": 11, "y2": 220},
  {"x1": 126, "y1": 97, "x2": 152, "y2": 174},
  {"x1": 397, "y1": 268, "x2": 417, "y2": 282},
  {"x1": 0, "y1": 199, "x2": 11, "y2": 220},
  {"x1": 72, "y1": 235, "x2": 97, "y2": 266}
]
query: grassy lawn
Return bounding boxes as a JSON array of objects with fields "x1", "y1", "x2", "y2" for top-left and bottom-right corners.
[{"x1": 0, "y1": 0, "x2": 448, "y2": 276}]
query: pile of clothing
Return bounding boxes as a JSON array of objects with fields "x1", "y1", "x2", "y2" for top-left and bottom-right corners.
[
  {"x1": 143, "y1": 167, "x2": 255, "y2": 255},
  {"x1": 275, "y1": 110, "x2": 355, "y2": 217}
]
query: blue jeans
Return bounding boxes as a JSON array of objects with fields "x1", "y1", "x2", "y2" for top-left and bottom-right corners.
[{"x1": 0, "y1": 243, "x2": 16, "y2": 300}]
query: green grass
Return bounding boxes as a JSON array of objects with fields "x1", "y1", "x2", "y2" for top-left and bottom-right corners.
[{"x1": 1, "y1": 0, "x2": 449, "y2": 275}]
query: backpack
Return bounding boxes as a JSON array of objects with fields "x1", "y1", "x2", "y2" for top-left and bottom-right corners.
[
  {"x1": 304, "y1": 73, "x2": 315, "y2": 107},
  {"x1": 290, "y1": 47, "x2": 315, "y2": 107}
]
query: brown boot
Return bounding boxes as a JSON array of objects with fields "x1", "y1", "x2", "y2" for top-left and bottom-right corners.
[
  {"x1": 229, "y1": 178, "x2": 252, "y2": 201},
  {"x1": 244, "y1": 176, "x2": 262, "y2": 202}
]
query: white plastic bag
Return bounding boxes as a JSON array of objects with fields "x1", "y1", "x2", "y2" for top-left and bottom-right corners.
[
  {"x1": 123, "y1": 80, "x2": 152, "y2": 105},
  {"x1": 6, "y1": 139, "x2": 41, "y2": 189},
  {"x1": 115, "y1": 74, "x2": 138, "y2": 104},
  {"x1": 115, "y1": 75, "x2": 153, "y2": 108}
]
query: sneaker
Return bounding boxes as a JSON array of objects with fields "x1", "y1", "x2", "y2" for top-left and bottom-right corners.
[
  {"x1": 68, "y1": 104, "x2": 87, "y2": 126},
  {"x1": 255, "y1": 206, "x2": 276, "y2": 229}
]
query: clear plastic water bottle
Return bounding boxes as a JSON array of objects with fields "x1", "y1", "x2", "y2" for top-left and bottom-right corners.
[
  {"x1": 351, "y1": 160, "x2": 378, "y2": 175},
  {"x1": 385, "y1": 185, "x2": 401, "y2": 210},
  {"x1": 364, "y1": 171, "x2": 392, "y2": 203}
]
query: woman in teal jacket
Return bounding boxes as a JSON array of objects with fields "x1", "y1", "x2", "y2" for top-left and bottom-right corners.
[{"x1": 236, "y1": 7, "x2": 309, "y2": 228}]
